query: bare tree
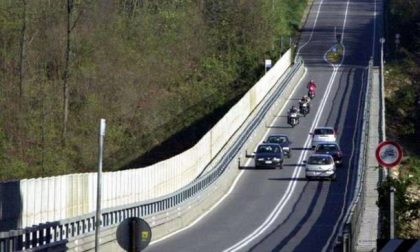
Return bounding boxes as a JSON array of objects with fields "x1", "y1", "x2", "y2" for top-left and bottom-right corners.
[
  {"x1": 18, "y1": 0, "x2": 27, "y2": 98},
  {"x1": 62, "y1": 0, "x2": 72, "y2": 144}
]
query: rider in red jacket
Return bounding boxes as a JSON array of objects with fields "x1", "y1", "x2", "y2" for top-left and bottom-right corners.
[{"x1": 307, "y1": 80, "x2": 317, "y2": 91}]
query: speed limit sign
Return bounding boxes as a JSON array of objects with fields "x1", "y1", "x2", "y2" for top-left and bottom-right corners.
[{"x1": 375, "y1": 141, "x2": 403, "y2": 168}]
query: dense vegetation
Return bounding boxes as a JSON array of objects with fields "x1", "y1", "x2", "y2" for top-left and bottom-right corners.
[
  {"x1": 0, "y1": 0, "x2": 308, "y2": 180},
  {"x1": 378, "y1": 0, "x2": 420, "y2": 239}
]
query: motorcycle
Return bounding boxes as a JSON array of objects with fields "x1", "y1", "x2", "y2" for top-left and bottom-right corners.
[
  {"x1": 300, "y1": 102, "x2": 310, "y2": 116},
  {"x1": 288, "y1": 112, "x2": 299, "y2": 127},
  {"x1": 308, "y1": 88, "x2": 315, "y2": 99}
]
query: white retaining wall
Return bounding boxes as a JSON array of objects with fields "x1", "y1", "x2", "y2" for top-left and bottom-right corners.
[{"x1": 0, "y1": 50, "x2": 292, "y2": 229}]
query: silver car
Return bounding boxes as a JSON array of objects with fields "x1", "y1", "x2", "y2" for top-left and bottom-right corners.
[
  {"x1": 305, "y1": 154, "x2": 336, "y2": 180},
  {"x1": 311, "y1": 127, "x2": 337, "y2": 149}
]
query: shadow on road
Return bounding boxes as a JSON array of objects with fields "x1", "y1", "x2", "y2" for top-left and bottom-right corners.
[
  {"x1": 268, "y1": 177, "x2": 308, "y2": 182},
  {"x1": 239, "y1": 166, "x2": 278, "y2": 170}
]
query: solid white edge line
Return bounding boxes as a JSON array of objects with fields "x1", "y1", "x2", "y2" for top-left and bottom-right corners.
[{"x1": 150, "y1": 68, "x2": 308, "y2": 246}]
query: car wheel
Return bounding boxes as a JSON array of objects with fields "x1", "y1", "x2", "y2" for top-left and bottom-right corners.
[
  {"x1": 279, "y1": 163, "x2": 283, "y2": 169},
  {"x1": 288, "y1": 153, "x2": 291, "y2": 158},
  {"x1": 331, "y1": 174, "x2": 337, "y2": 181}
]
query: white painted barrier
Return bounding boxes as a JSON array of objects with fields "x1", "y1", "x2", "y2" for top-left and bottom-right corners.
[{"x1": 0, "y1": 50, "x2": 293, "y2": 229}]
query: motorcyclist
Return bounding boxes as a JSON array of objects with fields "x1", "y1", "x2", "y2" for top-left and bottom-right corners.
[
  {"x1": 307, "y1": 80, "x2": 317, "y2": 91},
  {"x1": 288, "y1": 106, "x2": 299, "y2": 126},
  {"x1": 300, "y1": 95, "x2": 310, "y2": 106},
  {"x1": 299, "y1": 95, "x2": 311, "y2": 116},
  {"x1": 288, "y1": 106, "x2": 298, "y2": 115}
]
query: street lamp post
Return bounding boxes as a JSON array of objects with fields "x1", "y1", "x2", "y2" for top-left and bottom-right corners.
[{"x1": 380, "y1": 37, "x2": 386, "y2": 139}]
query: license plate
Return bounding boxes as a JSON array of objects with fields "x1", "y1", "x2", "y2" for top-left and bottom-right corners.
[{"x1": 265, "y1": 160, "x2": 273, "y2": 164}]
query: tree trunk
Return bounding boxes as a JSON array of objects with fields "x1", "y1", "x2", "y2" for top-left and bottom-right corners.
[
  {"x1": 18, "y1": 0, "x2": 27, "y2": 98},
  {"x1": 62, "y1": 0, "x2": 72, "y2": 144}
]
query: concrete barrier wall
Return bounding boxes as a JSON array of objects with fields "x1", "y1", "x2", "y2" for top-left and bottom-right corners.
[{"x1": 1, "y1": 51, "x2": 293, "y2": 229}]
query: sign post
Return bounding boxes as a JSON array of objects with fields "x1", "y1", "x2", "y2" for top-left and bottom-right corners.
[{"x1": 376, "y1": 140, "x2": 403, "y2": 239}]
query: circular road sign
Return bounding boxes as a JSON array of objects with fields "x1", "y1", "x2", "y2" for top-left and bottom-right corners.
[
  {"x1": 116, "y1": 217, "x2": 152, "y2": 251},
  {"x1": 375, "y1": 141, "x2": 403, "y2": 168}
]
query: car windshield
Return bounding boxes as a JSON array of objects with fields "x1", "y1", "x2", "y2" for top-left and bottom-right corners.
[
  {"x1": 314, "y1": 128, "x2": 334, "y2": 135},
  {"x1": 308, "y1": 156, "x2": 333, "y2": 165},
  {"x1": 267, "y1": 136, "x2": 287, "y2": 144},
  {"x1": 257, "y1": 145, "x2": 280, "y2": 153},
  {"x1": 316, "y1": 144, "x2": 338, "y2": 152}
]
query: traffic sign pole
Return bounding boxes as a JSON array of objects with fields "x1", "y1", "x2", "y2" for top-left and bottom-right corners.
[{"x1": 375, "y1": 141, "x2": 403, "y2": 239}]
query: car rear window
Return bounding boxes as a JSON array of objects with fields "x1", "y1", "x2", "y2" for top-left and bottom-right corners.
[
  {"x1": 267, "y1": 136, "x2": 287, "y2": 143},
  {"x1": 316, "y1": 144, "x2": 338, "y2": 151},
  {"x1": 308, "y1": 156, "x2": 333, "y2": 165},
  {"x1": 314, "y1": 128, "x2": 334, "y2": 135},
  {"x1": 257, "y1": 145, "x2": 280, "y2": 153}
]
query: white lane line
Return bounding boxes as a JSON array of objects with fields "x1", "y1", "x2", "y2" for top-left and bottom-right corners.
[
  {"x1": 224, "y1": 63, "x2": 341, "y2": 252},
  {"x1": 296, "y1": 0, "x2": 326, "y2": 55},
  {"x1": 150, "y1": 70, "x2": 308, "y2": 246}
]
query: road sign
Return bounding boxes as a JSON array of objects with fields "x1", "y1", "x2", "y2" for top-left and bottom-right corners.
[
  {"x1": 375, "y1": 141, "x2": 403, "y2": 168},
  {"x1": 117, "y1": 217, "x2": 152, "y2": 252},
  {"x1": 265, "y1": 59, "x2": 272, "y2": 68}
]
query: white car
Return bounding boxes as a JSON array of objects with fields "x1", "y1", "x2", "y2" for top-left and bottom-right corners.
[
  {"x1": 311, "y1": 127, "x2": 337, "y2": 149},
  {"x1": 305, "y1": 154, "x2": 336, "y2": 180}
]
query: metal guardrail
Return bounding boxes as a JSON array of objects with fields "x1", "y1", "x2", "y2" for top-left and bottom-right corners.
[
  {"x1": 0, "y1": 58, "x2": 304, "y2": 251},
  {"x1": 340, "y1": 58, "x2": 374, "y2": 251}
]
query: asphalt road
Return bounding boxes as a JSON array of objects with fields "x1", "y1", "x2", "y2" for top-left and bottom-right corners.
[{"x1": 146, "y1": 0, "x2": 381, "y2": 251}]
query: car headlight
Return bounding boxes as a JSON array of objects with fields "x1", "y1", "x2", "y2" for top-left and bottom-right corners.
[
  {"x1": 283, "y1": 147, "x2": 290, "y2": 151},
  {"x1": 273, "y1": 158, "x2": 281, "y2": 162},
  {"x1": 257, "y1": 158, "x2": 265, "y2": 161}
]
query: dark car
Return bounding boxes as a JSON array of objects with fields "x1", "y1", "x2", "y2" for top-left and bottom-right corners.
[
  {"x1": 265, "y1": 134, "x2": 291, "y2": 158},
  {"x1": 255, "y1": 143, "x2": 284, "y2": 169},
  {"x1": 314, "y1": 142, "x2": 343, "y2": 166}
]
